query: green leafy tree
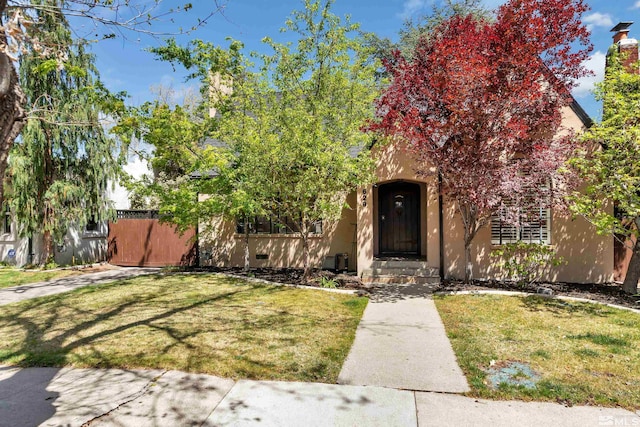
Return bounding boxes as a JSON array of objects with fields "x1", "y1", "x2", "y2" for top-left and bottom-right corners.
[
  {"x1": 128, "y1": 0, "x2": 379, "y2": 277},
  {"x1": 237, "y1": 0, "x2": 378, "y2": 277},
  {"x1": 7, "y1": 3, "x2": 124, "y2": 264},
  {"x1": 111, "y1": 40, "x2": 258, "y2": 268},
  {"x1": 0, "y1": 0, "x2": 226, "y2": 206},
  {"x1": 569, "y1": 49, "x2": 640, "y2": 294}
]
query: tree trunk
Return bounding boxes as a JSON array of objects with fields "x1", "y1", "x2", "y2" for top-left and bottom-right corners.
[
  {"x1": 243, "y1": 226, "x2": 250, "y2": 272},
  {"x1": 302, "y1": 236, "x2": 311, "y2": 281},
  {"x1": 42, "y1": 230, "x2": 54, "y2": 266},
  {"x1": 458, "y1": 201, "x2": 477, "y2": 283},
  {"x1": 622, "y1": 223, "x2": 640, "y2": 294},
  {"x1": 301, "y1": 222, "x2": 311, "y2": 281},
  {"x1": 464, "y1": 237, "x2": 473, "y2": 283},
  {"x1": 0, "y1": 48, "x2": 27, "y2": 206}
]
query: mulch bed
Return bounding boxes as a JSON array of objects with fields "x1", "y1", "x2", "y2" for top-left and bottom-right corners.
[
  {"x1": 189, "y1": 267, "x2": 640, "y2": 310},
  {"x1": 192, "y1": 267, "x2": 365, "y2": 289}
]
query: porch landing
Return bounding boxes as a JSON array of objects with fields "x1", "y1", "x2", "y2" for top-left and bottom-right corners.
[
  {"x1": 361, "y1": 259, "x2": 440, "y2": 286},
  {"x1": 337, "y1": 283, "x2": 470, "y2": 393}
]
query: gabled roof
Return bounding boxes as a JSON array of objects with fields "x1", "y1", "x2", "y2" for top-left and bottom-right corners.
[{"x1": 569, "y1": 98, "x2": 593, "y2": 128}]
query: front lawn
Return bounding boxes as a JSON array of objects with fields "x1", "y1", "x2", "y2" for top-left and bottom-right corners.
[
  {"x1": 0, "y1": 273, "x2": 367, "y2": 383},
  {"x1": 435, "y1": 294, "x2": 640, "y2": 410}
]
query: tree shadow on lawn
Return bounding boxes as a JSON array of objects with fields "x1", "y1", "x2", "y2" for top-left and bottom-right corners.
[
  {"x1": 1, "y1": 279, "x2": 247, "y2": 365},
  {"x1": 519, "y1": 295, "x2": 614, "y2": 318},
  {"x1": 0, "y1": 276, "x2": 355, "y2": 380},
  {"x1": 0, "y1": 276, "x2": 366, "y2": 425}
]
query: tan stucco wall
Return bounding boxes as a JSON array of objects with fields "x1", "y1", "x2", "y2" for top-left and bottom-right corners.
[
  {"x1": 199, "y1": 192, "x2": 358, "y2": 270},
  {"x1": 442, "y1": 200, "x2": 614, "y2": 283},
  {"x1": 356, "y1": 140, "x2": 440, "y2": 275}
]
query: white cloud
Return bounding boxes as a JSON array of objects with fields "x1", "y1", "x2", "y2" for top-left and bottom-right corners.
[
  {"x1": 398, "y1": 0, "x2": 428, "y2": 20},
  {"x1": 582, "y1": 12, "x2": 613, "y2": 31},
  {"x1": 633, "y1": 1, "x2": 640, "y2": 10},
  {"x1": 572, "y1": 51, "x2": 606, "y2": 98}
]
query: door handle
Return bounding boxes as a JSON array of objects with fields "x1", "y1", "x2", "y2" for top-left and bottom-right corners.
[{"x1": 381, "y1": 215, "x2": 386, "y2": 221}]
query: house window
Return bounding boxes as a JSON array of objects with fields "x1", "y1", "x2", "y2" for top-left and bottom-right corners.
[
  {"x1": 254, "y1": 216, "x2": 271, "y2": 234},
  {"x1": 86, "y1": 216, "x2": 99, "y2": 232},
  {"x1": 3, "y1": 206, "x2": 10, "y2": 234},
  {"x1": 236, "y1": 215, "x2": 322, "y2": 235},
  {"x1": 491, "y1": 204, "x2": 550, "y2": 245}
]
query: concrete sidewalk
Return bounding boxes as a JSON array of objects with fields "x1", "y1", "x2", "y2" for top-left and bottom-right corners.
[
  {"x1": 0, "y1": 267, "x2": 159, "y2": 306},
  {"x1": 0, "y1": 366, "x2": 637, "y2": 427},
  {"x1": 338, "y1": 282, "x2": 470, "y2": 393}
]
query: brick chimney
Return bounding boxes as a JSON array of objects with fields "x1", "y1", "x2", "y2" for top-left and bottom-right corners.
[{"x1": 609, "y1": 22, "x2": 639, "y2": 73}]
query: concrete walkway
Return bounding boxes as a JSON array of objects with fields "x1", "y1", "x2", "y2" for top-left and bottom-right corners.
[
  {"x1": 0, "y1": 366, "x2": 637, "y2": 427},
  {"x1": 338, "y1": 282, "x2": 470, "y2": 393},
  {"x1": 0, "y1": 267, "x2": 159, "y2": 306}
]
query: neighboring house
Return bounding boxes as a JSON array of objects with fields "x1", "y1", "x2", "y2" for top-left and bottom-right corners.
[
  {"x1": 198, "y1": 83, "x2": 617, "y2": 286},
  {"x1": 0, "y1": 214, "x2": 108, "y2": 267},
  {"x1": 0, "y1": 159, "x2": 149, "y2": 267}
]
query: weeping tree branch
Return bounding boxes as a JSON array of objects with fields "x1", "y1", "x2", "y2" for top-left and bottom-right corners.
[{"x1": 0, "y1": 0, "x2": 228, "y2": 206}]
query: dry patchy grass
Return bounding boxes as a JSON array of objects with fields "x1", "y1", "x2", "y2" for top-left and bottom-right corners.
[
  {"x1": 434, "y1": 294, "x2": 640, "y2": 410},
  {"x1": 0, "y1": 273, "x2": 367, "y2": 383}
]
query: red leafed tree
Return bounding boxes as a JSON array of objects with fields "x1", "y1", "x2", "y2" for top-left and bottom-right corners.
[{"x1": 371, "y1": 0, "x2": 592, "y2": 281}]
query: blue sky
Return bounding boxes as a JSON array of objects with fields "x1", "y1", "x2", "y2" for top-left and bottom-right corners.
[{"x1": 91, "y1": 0, "x2": 639, "y2": 120}]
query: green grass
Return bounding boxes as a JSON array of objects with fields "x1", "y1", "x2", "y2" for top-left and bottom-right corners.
[
  {"x1": 434, "y1": 294, "x2": 640, "y2": 410},
  {"x1": 0, "y1": 273, "x2": 367, "y2": 383},
  {"x1": 0, "y1": 268, "x2": 81, "y2": 289}
]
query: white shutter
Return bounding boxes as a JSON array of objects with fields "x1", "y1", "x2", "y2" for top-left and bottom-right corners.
[
  {"x1": 520, "y1": 205, "x2": 550, "y2": 244},
  {"x1": 491, "y1": 180, "x2": 551, "y2": 245},
  {"x1": 491, "y1": 206, "x2": 518, "y2": 244}
]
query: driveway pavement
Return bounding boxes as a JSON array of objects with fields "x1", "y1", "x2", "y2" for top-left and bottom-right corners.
[{"x1": 0, "y1": 267, "x2": 159, "y2": 306}]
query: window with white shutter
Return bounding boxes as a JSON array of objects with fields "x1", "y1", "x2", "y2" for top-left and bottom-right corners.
[
  {"x1": 491, "y1": 181, "x2": 551, "y2": 245},
  {"x1": 491, "y1": 205, "x2": 550, "y2": 245}
]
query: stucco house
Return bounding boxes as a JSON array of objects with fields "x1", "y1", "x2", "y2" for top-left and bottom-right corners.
[
  {"x1": 197, "y1": 95, "x2": 615, "y2": 284},
  {"x1": 197, "y1": 23, "x2": 640, "y2": 286}
]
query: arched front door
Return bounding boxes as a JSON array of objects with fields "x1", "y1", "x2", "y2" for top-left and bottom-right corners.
[{"x1": 378, "y1": 182, "x2": 421, "y2": 256}]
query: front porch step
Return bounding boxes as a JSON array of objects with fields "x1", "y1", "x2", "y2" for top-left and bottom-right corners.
[
  {"x1": 361, "y1": 274, "x2": 440, "y2": 285},
  {"x1": 362, "y1": 260, "x2": 440, "y2": 286},
  {"x1": 368, "y1": 267, "x2": 440, "y2": 276},
  {"x1": 371, "y1": 260, "x2": 432, "y2": 269}
]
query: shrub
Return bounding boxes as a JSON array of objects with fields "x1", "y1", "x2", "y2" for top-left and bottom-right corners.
[
  {"x1": 320, "y1": 276, "x2": 338, "y2": 289},
  {"x1": 491, "y1": 242, "x2": 565, "y2": 286}
]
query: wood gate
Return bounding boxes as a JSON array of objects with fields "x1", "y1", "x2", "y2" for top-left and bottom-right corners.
[{"x1": 108, "y1": 210, "x2": 197, "y2": 267}]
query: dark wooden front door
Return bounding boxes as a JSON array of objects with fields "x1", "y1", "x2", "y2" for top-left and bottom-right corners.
[{"x1": 379, "y1": 182, "x2": 421, "y2": 256}]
